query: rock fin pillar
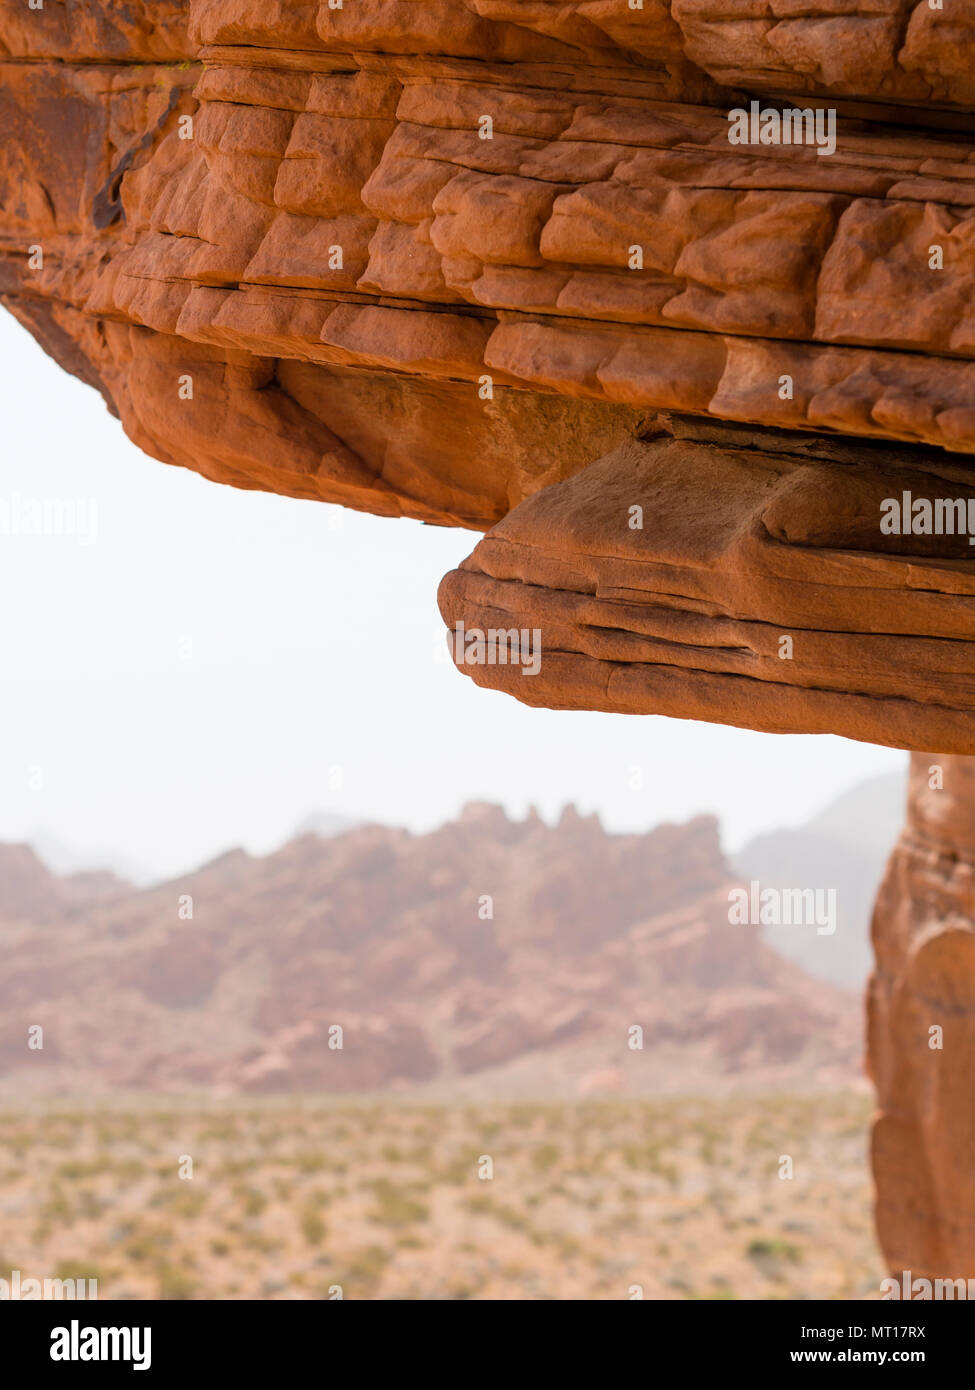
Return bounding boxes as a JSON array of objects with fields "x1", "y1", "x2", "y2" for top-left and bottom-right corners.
[{"x1": 869, "y1": 753, "x2": 975, "y2": 1279}]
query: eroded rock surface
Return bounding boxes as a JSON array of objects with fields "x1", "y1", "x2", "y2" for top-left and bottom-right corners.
[
  {"x1": 440, "y1": 419, "x2": 975, "y2": 752},
  {"x1": 4, "y1": 2, "x2": 975, "y2": 731},
  {"x1": 870, "y1": 756, "x2": 975, "y2": 1282}
]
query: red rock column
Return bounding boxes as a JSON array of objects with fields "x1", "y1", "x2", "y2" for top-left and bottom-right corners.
[{"x1": 869, "y1": 753, "x2": 975, "y2": 1280}]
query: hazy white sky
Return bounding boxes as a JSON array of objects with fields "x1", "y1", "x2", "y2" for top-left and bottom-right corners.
[{"x1": 0, "y1": 312, "x2": 904, "y2": 881}]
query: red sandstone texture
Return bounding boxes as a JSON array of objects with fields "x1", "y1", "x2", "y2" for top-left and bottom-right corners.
[
  {"x1": 439, "y1": 421, "x2": 975, "y2": 752},
  {"x1": 4, "y1": 0, "x2": 975, "y2": 1284},
  {"x1": 4, "y1": 1, "x2": 975, "y2": 746},
  {"x1": 869, "y1": 755, "x2": 975, "y2": 1282}
]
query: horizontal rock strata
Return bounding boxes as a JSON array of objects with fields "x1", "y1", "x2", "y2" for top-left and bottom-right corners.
[
  {"x1": 4, "y1": 2, "x2": 975, "y2": 533},
  {"x1": 440, "y1": 419, "x2": 975, "y2": 753},
  {"x1": 4, "y1": 2, "x2": 975, "y2": 723}
]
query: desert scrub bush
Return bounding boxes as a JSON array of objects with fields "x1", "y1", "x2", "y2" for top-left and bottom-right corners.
[
  {"x1": 464, "y1": 1192, "x2": 494, "y2": 1215},
  {"x1": 76, "y1": 1188, "x2": 107, "y2": 1219},
  {"x1": 157, "y1": 1264, "x2": 197, "y2": 1300},
  {"x1": 656, "y1": 1161, "x2": 681, "y2": 1191},
  {"x1": 484, "y1": 1203, "x2": 534, "y2": 1235},
  {"x1": 747, "y1": 1237, "x2": 803, "y2": 1278},
  {"x1": 438, "y1": 1158, "x2": 473, "y2": 1185},
  {"x1": 124, "y1": 1228, "x2": 172, "y2": 1263},
  {"x1": 531, "y1": 1142, "x2": 561, "y2": 1174},
  {"x1": 344, "y1": 1244, "x2": 392, "y2": 1294},
  {"x1": 299, "y1": 1206, "x2": 328, "y2": 1245},
  {"x1": 621, "y1": 1141, "x2": 667, "y2": 1172},
  {"x1": 697, "y1": 1129, "x2": 721, "y2": 1164},
  {"x1": 291, "y1": 1151, "x2": 333, "y2": 1174},
  {"x1": 169, "y1": 1188, "x2": 209, "y2": 1219},
  {"x1": 199, "y1": 1119, "x2": 240, "y2": 1141},
  {"x1": 237, "y1": 1187, "x2": 267, "y2": 1219},
  {"x1": 747, "y1": 1238, "x2": 802, "y2": 1262},
  {"x1": 241, "y1": 1231, "x2": 279, "y2": 1254},
  {"x1": 56, "y1": 1159, "x2": 109, "y2": 1181},
  {"x1": 55, "y1": 1260, "x2": 103, "y2": 1285},
  {"x1": 40, "y1": 1186, "x2": 75, "y2": 1226},
  {"x1": 367, "y1": 1180, "x2": 429, "y2": 1228},
  {"x1": 446, "y1": 1279, "x2": 477, "y2": 1299},
  {"x1": 109, "y1": 1159, "x2": 145, "y2": 1181}
]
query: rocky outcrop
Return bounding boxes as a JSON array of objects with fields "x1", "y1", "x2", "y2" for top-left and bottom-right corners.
[
  {"x1": 869, "y1": 755, "x2": 975, "y2": 1282},
  {"x1": 439, "y1": 419, "x2": 975, "y2": 753},
  {"x1": 0, "y1": 809, "x2": 858, "y2": 1096},
  {"x1": 5, "y1": 1, "x2": 975, "y2": 732}
]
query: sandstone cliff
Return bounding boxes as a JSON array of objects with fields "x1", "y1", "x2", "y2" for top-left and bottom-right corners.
[
  {"x1": 4, "y1": 2, "x2": 975, "y2": 747},
  {"x1": 870, "y1": 756, "x2": 975, "y2": 1281}
]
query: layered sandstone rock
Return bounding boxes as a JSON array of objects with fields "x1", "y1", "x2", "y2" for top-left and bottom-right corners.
[
  {"x1": 439, "y1": 419, "x2": 975, "y2": 753},
  {"x1": 4, "y1": 1, "x2": 975, "y2": 706}
]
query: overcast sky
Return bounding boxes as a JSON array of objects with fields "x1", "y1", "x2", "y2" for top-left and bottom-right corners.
[{"x1": 0, "y1": 312, "x2": 904, "y2": 882}]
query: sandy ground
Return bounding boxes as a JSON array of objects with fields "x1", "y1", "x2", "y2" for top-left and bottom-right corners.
[{"x1": 0, "y1": 1090, "x2": 883, "y2": 1300}]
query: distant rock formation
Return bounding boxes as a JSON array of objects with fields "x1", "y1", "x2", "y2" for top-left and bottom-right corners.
[{"x1": 0, "y1": 810, "x2": 858, "y2": 1097}]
